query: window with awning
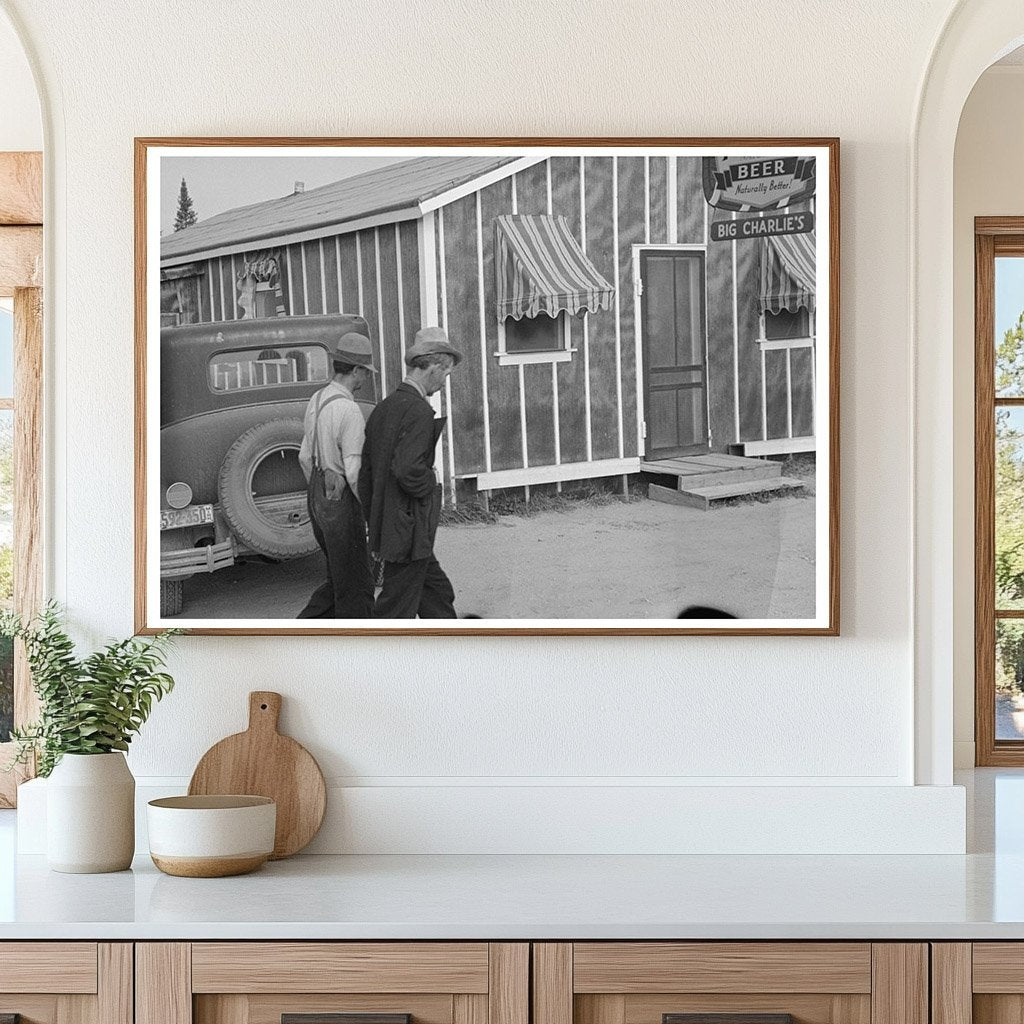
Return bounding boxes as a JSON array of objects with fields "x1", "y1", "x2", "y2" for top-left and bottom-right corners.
[
  {"x1": 494, "y1": 214, "x2": 615, "y2": 323},
  {"x1": 759, "y1": 232, "x2": 816, "y2": 315}
]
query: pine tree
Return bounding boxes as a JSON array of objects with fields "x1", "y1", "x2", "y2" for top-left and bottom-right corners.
[{"x1": 174, "y1": 178, "x2": 197, "y2": 231}]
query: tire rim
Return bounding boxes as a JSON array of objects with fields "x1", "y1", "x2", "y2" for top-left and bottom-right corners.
[{"x1": 245, "y1": 442, "x2": 310, "y2": 531}]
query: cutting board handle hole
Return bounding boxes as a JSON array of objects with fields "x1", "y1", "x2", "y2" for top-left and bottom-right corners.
[{"x1": 260, "y1": 703, "x2": 268, "y2": 710}]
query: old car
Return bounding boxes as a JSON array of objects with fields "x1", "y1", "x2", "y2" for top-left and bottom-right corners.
[{"x1": 160, "y1": 313, "x2": 376, "y2": 617}]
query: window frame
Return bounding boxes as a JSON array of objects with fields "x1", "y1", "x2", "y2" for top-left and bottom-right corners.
[
  {"x1": 0, "y1": 151, "x2": 44, "y2": 807},
  {"x1": 0, "y1": 287, "x2": 43, "y2": 806},
  {"x1": 495, "y1": 310, "x2": 576, "y2": 366},
  {"x1": 975, "y1": 218, "x2": 1024, "y2": 765}
]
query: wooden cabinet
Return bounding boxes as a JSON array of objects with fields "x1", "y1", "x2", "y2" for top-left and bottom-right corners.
[
  {"x1": 932, "y1": 943, "x2": 1024, "y2": 1024},
  {"x1": 136, "y1": 944, "x2": 528, "y2": 1024},
  {"x1": 0, "y1": 938, "x2": 947, "y2": 1024},
  {"x1": 531, "y1": 944, "x2": 928, "y2": 1024},
  {"x1": 0, "y1": 943, "x2": 132, "y2": 1024}
]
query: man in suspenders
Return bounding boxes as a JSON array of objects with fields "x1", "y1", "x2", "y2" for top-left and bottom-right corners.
[{"x1": 297, "y1": 332, "x2": 377, "y2": 619}]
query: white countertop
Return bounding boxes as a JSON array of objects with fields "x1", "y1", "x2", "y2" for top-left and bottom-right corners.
[
  {"x1": 0, "y1": 849, "x2": 1022, "y2": 940},
  {"x1": 0, "y1": 769, "x2": 1021, "y2": 941}
]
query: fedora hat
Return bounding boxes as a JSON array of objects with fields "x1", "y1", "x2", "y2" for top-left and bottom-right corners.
[
  {"x1": 404, "y1": 326, "x2": 462, "y2": 367},
  {"x1": 331, "y1": 332, "x2": 378, "y2": 373}
]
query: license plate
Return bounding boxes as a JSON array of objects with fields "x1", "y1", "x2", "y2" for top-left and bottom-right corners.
[{"x1": 160, "y1": 504, "x2": 214, "y2": 531}]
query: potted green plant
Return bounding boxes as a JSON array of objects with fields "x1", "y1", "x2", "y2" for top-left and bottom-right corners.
[{"x1": 2, "y1": 603, "x2": 179, "y2": 873}]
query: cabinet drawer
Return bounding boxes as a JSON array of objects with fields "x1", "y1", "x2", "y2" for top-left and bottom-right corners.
[
  {"x1": 139, "y1": 943, "x2": 528, "y2": 1024},
  {"x1": 533, "y1": 944, "x2": 926, "y2": 1024},
  {"x1": 191, "y1": 944, "x2": 490, "y2": 994},
  {"x1": 0, "y1": 942, "x2": 99, "y2": 994},
  {"x1": 0, "y1": 943, "x2": 130, "y2": 1024},
  {"x1": 936, "y1": 942, "x2": 1024, "y2": 1024},
  {"x1": 572, "y1": 944, "x2": 872, "y2": 994}
]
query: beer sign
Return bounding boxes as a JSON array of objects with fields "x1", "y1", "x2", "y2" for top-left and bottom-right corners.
[{"x1": 703, "y1": 156, "x2": 815, "y2": 212}]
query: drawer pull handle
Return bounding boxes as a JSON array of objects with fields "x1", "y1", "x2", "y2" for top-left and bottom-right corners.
[
  {"x1": 283, "y1": 1016, "x2": 411, "y2": 1024},
  {"x1": 665, "y1": 1016, "x2": 795, "y2": 1024}
]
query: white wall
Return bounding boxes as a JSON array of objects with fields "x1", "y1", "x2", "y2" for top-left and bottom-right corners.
[
  {"x1": 0, "y1": 8, "x2": 39, "y2": 152},
  {"x1": 952, "y1": 66, "x2": 1024, "y2": 768},
  {"x1": 0, "y1": 0, "x2": 971, "y2": 852}
]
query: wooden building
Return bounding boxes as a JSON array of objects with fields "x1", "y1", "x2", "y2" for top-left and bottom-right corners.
[{"x1": 160, "y1": 154, "x2": 817, "y2": 504}]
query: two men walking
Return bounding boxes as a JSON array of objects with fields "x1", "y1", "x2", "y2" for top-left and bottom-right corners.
[{"x1": 298, "y1": 325, "x2": 460, "y2": 619}]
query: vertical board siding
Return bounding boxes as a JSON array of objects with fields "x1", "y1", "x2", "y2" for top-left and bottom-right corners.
[
  {"x1": 229, "y1": 255, "x2": 240, "y2": 319},
  {"x1": 649, "y1": 158, "x2": 668, "y2": 245},
  {"x1": 303, "y1": 239, "x2": 324, "y2": 314},
  {"x1": 198, "y1": 264, "x2": 212, "y2": 321},
  {"x1": 583, "y1": 156, "x2": 619, "y2": 460},
  {"x1": 357, "y1": 229, "x2": 381, "y2": 388},
  {"x1": 443, "y1": 194, "x2": 486, "y2": 474},
  {"x1": 479, "y1": 176, "x2": 524, "y2": 472},
  {"x1": 322, "y1": 236, "x2": 341, "y2": 313},
  {"x1": 515, "y1": 161, "x2": 557, "y2": 467},
  {"x1": 765, "y1": 349, "x2": 788, "y2": 438},
  {"x1": 400, "y1": 220, "x2": 421, "y2": 353},
  {"x1": 550, "y1": 157, "x2": 588, "y2": 465},
  {"x1": 617, "y1": 156, "x2": 645, "y2": 458},
  {"x1": 735, "y1": 237, "x2": 764, "y2": 442},
  {"x1": 706, "y1": 206, "x2": 737, "y2": 448},
  {"x1": 287, "y1": 245, "x2": 305, "y2": 315},
  {"x1": 213, "y1": 258, "x2": 226, "y2": 321},
  {"x1": 676, "y1": 157, "x2": 705, "y2": 244},
  {"x1": 436, "y1": 210, "x2": 457, "y2": 498},
  {"x1": 376, "y1": 225, "x2": 405, "y2": 391},
  {"x1": 791, "y1": 347, "x2": 814, "y2": 436},
  {"x1": 337, "y1": 234, "x2": 361, "y2": 315}
]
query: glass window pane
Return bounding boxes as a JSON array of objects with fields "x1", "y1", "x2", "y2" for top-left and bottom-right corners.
[
  {"x1": 504, "y1": 314, "x2": 561, "y2": 354},
  {"x1": 765, "y1": 308, "x2": 810, "y2": 340},
  {"x1": 208, "y1": 344, "x2": 329, "y2": 392},
  {"x1": 673, "y1": 254, "x2": 704, "y2": 366},
  {"x1": 996, "y1": 256, "x2": 1024, "y2": 396},
  {"x1": 997, "y1": 407, "x2": 1024, "y2": 608},
  {"x1": 997, "y1": 620, "x2": 1024, "y2": 740},
  {"x1": 0, "y1": 306, "x2": 13, "y2": 398},
  {"x1": 644, "y1": 256, "x2": 676, "y2": 368}
]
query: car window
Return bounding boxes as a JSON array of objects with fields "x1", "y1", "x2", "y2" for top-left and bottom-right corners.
[{"x1": 209, "y1": 344, "x2": 330, "y2": 392}]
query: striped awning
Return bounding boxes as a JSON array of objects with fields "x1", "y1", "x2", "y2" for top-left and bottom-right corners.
[
  {"x1": 495, "y1": 214, "x2": 615, "y2": 322},
  {"x1": 759, "y1": 232, "x2": 816, "y2": 314}
]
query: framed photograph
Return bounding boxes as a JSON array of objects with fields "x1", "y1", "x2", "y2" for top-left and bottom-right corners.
[{"x1": 135, "y1": 137, "x2": 838, "y2": 635}]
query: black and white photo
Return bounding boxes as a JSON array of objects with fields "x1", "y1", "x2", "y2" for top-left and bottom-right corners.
[{"x1": 136, "y1": 140, "x2": 838, "y2": 634}]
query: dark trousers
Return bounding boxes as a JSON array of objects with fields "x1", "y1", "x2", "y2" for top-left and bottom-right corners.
[
  {"x1": 372, "y1": 555, "x2": 456, "y2": 619},
  {"x1": 298, "y1": 470, "x2": 373, "y2": 619}
]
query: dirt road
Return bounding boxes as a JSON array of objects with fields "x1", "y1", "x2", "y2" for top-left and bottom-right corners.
[{"x1": 178, "y1": 492, "x2": 815, "y2": 621}]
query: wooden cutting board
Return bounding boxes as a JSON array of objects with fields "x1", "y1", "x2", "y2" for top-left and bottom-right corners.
[{"x1": 188, "y1": 691, "x2": 326, "y2": 859}]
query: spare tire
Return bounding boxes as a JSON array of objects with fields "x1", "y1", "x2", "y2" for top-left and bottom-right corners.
[{"x1": 218, "y1": 418, "x2": 319, "y2": 559}]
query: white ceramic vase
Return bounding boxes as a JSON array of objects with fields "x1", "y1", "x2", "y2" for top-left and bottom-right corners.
[{"x1": 46, "y1": 752, "x2": 135, "y2": 873}]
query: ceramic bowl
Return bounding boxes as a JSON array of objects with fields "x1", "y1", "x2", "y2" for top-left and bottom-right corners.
[{"x1": 147, "y1": 795, "x2": 276, "y2": 877}]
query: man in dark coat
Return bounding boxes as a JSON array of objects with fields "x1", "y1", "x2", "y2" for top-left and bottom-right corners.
[{"x1": 359, "y1": 326, "x2": 461, "y2": 618}]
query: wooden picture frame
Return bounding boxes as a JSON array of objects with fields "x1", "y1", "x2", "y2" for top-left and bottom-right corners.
[{"x1": 135, "y1": 137, "x2": 839, "y2": 636}]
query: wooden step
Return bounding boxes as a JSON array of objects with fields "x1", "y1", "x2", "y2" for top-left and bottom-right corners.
[
  {"x1": 669, "y1": 465, "x2": 781, "y2": 489},
  {"x1": 642, "y1": 455, "x2": 782, "y2": 490},
  {"x1": 649, "y1": 476, "x2": 806, "y2": 511}
]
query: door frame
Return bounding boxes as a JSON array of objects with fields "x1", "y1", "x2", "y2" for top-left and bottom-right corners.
[{"x1": 632, "y1": 243, "x2": 711, "y2": 459}]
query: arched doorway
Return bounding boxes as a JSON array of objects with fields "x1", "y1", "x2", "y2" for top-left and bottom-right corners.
[{"x1": 913, "y1": 2, "x2": 1024, "y2": 784}]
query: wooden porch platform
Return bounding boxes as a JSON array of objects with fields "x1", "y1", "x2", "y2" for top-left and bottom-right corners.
[{"x1": 642, "y1": 454, "x2": 805, "y2": 511}]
